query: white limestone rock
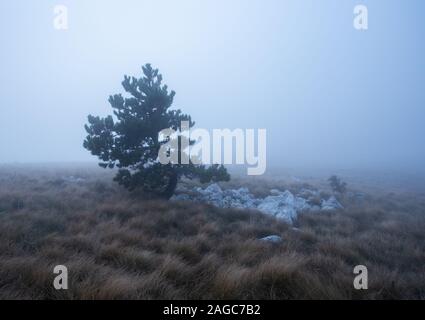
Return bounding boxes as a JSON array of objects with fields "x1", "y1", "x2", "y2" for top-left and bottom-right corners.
[
  {"x1": 259, "y1": 235, "x2": 283, "y2": 243},
  {"x1": 321, "y1": 196, "x2": 344, "y2": 210},
  {"x1": 171, "y1": 183, "x2": 344, "y2": 224}
]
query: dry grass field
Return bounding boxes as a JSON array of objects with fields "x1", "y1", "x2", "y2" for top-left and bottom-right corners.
[{"x1": 0, "y1": 164, "x2": 424, "y2": 299}]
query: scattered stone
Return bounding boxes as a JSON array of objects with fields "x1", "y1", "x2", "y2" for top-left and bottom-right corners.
[
  {"x1": 259, "y1": 235, "x2": 282, "y2": 243},
  {"x1": 297, "y1": 188, "x2": 319, "y2": 198},
  {"x1": 257, "y1": 191, "x2": 299, "y2": 223},
  {"x1": 321, "y1": 196, "x2": 344, "y2": 210},
  {"x1": 171, "y1": 183, "x2": 344, "y2": 224}
]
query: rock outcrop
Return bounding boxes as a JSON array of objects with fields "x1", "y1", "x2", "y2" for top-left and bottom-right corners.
[{"x1": 171, "y1": 183, "x2": 343, "y2": 224}]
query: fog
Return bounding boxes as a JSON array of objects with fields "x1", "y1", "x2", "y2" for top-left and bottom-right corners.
[{"x1": 1, "y1": 0, "x2": 424, "y2": 176}]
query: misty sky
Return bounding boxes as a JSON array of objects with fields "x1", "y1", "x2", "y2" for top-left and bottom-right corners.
[{"x1": 1, "y1": 0, "x2": 424, "y2": 173}]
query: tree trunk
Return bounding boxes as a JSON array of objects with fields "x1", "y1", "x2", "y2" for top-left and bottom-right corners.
[{"x1": 162, "y1": 171, "x2": 178, "y2": 200}]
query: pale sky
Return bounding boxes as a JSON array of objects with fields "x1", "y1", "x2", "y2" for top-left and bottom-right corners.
[{"x1": 1, "y1": 0, "x2": 424, "y2": 173}]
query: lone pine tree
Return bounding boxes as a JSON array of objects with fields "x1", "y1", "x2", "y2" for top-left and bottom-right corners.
[{"x1": 84, "y1": 64, "x2": 229, "y2": 198}]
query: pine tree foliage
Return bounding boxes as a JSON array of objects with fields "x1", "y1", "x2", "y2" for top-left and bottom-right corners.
[{"x1": 84, "y1": 64, "x2": 229, "y2": 198}]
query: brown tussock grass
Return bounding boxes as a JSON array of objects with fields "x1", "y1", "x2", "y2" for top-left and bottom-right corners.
[{"x1": 0, "y1": 166, "x2": 424, "y2": 299}]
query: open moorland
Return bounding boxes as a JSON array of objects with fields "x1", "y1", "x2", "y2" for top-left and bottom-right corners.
[{"x1": 0, "y1": 164, "x2": 424, "y2": 299}]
